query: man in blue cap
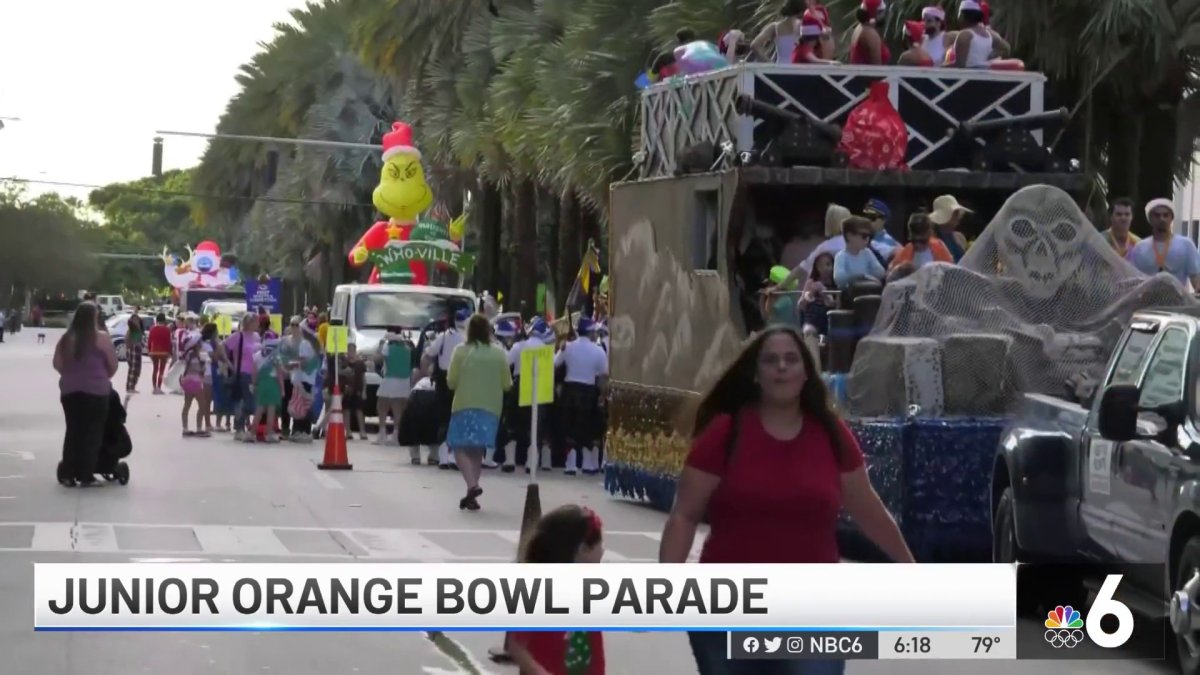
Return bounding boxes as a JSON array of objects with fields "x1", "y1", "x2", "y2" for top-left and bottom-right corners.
[
  {"x1": 501, "y1": 317, "x2": 557, "y2": 473},
  {"x1": 422, "y1": 307, "x2": 470, "y2": 468},
  {"x1": 863, "y1": 198, "x2": 899, "y2": 265},
  {"x1": 554, "y1": 316, "x2": 609, "y2": 475}
]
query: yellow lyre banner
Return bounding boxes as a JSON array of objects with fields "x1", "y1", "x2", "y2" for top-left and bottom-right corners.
[{"x1": 519, "y1": 345, "x2": 555, "y2": 407}]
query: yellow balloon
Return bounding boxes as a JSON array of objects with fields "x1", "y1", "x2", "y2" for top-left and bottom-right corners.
[
  {"x1": 373, "y1": 153, "x2": 433, "y2": 222},
  {"x1": 448, "y1": 214, "x2": 465, "y2": 243}
]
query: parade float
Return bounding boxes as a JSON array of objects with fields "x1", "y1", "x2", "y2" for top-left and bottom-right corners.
[
  {"x1": 600, "y1": 61, "x2": 1139, "y2": 561},
  {"x1": 347, "y1": 122, "x2": 471, "y2": 287},
  {"x1": 161, "y1": 240, "x2": 245, "y2": 314}
]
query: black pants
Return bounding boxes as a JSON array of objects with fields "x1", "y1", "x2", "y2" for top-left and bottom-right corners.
[
  {"x1": 280, "y1": 380, "x2": 295, "y2": 434},
  {"x1": 61, "y1": 393, "x2": 110, "y2": 482}
]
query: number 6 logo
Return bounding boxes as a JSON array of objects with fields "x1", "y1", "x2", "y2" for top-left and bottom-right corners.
[{"x1": 1086, "y1": 574, "x2": 1135, "y2": 648}]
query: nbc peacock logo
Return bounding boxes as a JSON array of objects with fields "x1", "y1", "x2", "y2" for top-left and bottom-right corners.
[{"x1": 1044, "y1": 605, "x2": 1086, "y2": 648}]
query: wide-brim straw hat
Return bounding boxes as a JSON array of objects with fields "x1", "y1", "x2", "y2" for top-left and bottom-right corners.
[{"x1": 929, "y1": 195, "x2": 973, "y2": 225}]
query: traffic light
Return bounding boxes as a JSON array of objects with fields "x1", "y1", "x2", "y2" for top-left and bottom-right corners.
[{"x1": 152, "y1": 137, "x2": 163, "y2": 177}]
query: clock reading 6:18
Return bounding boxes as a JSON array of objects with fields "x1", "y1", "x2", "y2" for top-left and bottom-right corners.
[{"x1": 894, "y1": 637, "x2": 931, "y2": 654}]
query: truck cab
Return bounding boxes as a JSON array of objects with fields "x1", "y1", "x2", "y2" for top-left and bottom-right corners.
[
  {"x1": 995, "y1": 309, "x2": 1200, "y2": 669},
  {"x1": 329, "y1": 283, "x2": 476, "y2": 413}
]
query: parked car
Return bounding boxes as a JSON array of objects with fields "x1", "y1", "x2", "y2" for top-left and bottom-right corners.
[
  {"x1": 995, "y1": 308, "x2": 1200, "y2": 670},
  {"x1": 106, "y1": 313, "x2": 147, "y2": 363}
]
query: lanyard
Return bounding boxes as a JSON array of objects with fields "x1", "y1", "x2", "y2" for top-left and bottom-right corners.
[{"x1": 1153, "y1": 235, "x2": 1173, "y2": 272}]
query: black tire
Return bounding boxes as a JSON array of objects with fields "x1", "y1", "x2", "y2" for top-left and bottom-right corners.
[
  {"x1": 1173, "y1": 536, "x2": 1200, "y2": 675},
  {"x1": 115, "y1": 462, "x2": 130, "y2": 486},
  {"x1": 993, "y1": 486, "x2": 1021, "y2": 563}
]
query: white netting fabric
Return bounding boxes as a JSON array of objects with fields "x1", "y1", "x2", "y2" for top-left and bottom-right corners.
[{"x1": 847, "y1": 184, "x2": 1199, "y2": 416}]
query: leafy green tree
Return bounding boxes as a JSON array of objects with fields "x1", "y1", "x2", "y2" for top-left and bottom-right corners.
[{"x1": 0, "y1": 185, "x2": 99, "y2": 306}]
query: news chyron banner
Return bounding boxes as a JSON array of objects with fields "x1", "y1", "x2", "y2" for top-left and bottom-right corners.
[
  {"x1": 1015, "y1": 563, "x2": 1166, "y2": 661},
  {"x1": 30, "y1": 562, "x2": 1166, "y2": 662}
]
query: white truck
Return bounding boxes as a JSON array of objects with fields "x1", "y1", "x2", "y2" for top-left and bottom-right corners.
[{"x1": 328, "y1": 283, "x2": 477, "y2": 414}]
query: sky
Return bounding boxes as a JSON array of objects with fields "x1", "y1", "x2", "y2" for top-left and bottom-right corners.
[{"x1": 0, "y1": 0, "x2": 307, "y2": 202}]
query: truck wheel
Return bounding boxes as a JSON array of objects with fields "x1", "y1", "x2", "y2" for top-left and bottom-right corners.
[
  {"x1": 993, "y1": 487, "x2": 1021, "y2": 563},
  {"x1": 1171, "y1": 537, "x2": 1200, "y2": 674}
]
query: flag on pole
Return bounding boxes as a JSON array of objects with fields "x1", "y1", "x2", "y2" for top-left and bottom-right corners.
[{"x1": 564, "y1": 239, "x2": 601, "y2": 315}]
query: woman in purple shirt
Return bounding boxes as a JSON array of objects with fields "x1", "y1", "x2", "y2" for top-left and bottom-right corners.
[
  {"x1": 223, "y1": 313, "x2": 261, "y2": 441},
  {"x1": 52, "y1": 302, "x2": 118, "y2": 485}
]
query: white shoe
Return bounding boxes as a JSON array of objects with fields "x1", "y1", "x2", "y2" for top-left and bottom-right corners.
[
  {"x1": 502, "y1": 441, "x2": 517, "y2": 472},
  {"x1": 422, "y1": 445, "x2": 437, "y2": 465},
  {"x1": 564, "y1": 449, "x2": 579, "y2": 475},
  {"x1": 582, "y1": 447, "x2": 600, "y2": 474},
  {"x1": 438, "y1": 443, "x2": 452, "y2": 467},
  {"x1": 483, "y1": 446, "x2": 498, "y2": 469}
]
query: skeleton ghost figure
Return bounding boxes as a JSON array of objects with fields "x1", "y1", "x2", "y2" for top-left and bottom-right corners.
[
  {"x1": 990, "y1": 185, "x2": 1087, "y2": 299},
  {"x1": 849, "y1": 184, "x2": 1199, "y2": 416}
]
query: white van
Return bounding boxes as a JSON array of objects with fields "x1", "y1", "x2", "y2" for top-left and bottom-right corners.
[
  {"x1": 329, "y1": 283, "x2": 477, "y2": 412},
  {"x1": 94, "y1": 295, "x2": 126, "y2": 318}
]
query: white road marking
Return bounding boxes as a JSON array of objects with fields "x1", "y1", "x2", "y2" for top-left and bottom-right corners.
[
  {"x1": 190, "y1": 525, "x2": 290, "y2": 556},
  {"x1": 0, "y1": 522, "x2": 681, "y2": 561},
  {"x1": 30, "y1": 523, "x2": 73, "y2": 551},
  {"x1": 0, "y1": 451, "x2": 34, "y2": 461},
  {"x1": 73, "y1": 523, "x2": 120, "y2": 552},
  {"x1": 344, "y1": 528, "x2": 456, "y2": 561}
]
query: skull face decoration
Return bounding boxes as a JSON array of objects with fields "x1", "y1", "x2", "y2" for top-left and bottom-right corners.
[{"x1": 996, "y1": 186, "x2": 1086, "y2": 300}]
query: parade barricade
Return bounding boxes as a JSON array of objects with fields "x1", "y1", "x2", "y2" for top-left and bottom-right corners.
[{"x1": 604, "y1": 414, "x2": 1006, "y2": 562}]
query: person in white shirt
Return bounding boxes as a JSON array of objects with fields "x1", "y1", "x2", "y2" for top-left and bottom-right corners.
[
  {"x1": 921, "y1": 5, "x2": 948, "y2": 67},
  {"x1": 554, "y1": 317, "x2": 609, "y2": 475},
  {"x1": 422, "y1": 308, "x2": 469, "y2": 468},
  {"x1": 503, "y1": 318, "x2": 557, "y2": 473}
]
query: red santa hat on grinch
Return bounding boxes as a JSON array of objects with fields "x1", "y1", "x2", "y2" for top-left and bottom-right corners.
[
  {"x1": 801, "y1": 14, "x2": 824, "y2": 37},
  {"x1": 381, "y1": 122, "x2": 421, "y2": 161},
  {"x1": 921, "y1": 5, "x2": 945, "y2": 21}
]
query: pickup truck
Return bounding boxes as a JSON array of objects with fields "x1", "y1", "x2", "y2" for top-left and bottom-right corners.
[{"x1": 994, "y1": 309, "x2": 1200, "y2": 670}]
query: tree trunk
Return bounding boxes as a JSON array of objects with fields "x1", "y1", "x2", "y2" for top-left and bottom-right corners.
[
  {"x1": 557, "y1": 189, "x2": 582, "y2": 308},
  {"x1": 510, "y1": 178, "x2": 539, "y2": 318},
  {"x1": 1104, "y1": 110, "x2": 1144, "y2": 234},
  {"x1": 1137, "y1": 106, "x2": 1179, "y2": 213},
  {"x1": 475, "y1": 179, "x2": 503, "y2": 294},
  {"x1": 535, "y1": 185, "x2": 559, "y2": 314}
]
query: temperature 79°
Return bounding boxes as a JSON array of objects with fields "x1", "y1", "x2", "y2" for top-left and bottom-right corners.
[{"x1": 972, "y1": 636, "x2": 1001, "y2": 653}]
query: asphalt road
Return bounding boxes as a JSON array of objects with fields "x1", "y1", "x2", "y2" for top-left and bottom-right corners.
[{"x1": 0, "y1": 328, "x2": 1176, "y2": 673}]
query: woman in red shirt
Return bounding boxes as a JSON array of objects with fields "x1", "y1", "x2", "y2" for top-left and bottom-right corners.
[
  {"x1": 659, "y1": 325, "x2": 913, "y2": 675},
  {"x1": 848, "y1": 0, "x2": 890, "y2": 65},
  {"x1": 147, "y1": 313, "x2": 173, "y2": 395}
]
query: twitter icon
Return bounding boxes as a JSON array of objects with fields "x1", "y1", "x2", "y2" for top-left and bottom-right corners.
[{"x1": 764, "y1": 637, "x2": 782, "y2": 653}]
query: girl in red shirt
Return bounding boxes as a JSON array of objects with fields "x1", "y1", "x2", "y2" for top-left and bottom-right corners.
[
  {"x1": 849, "y1": 0, "x2": 890, "y2": 65},
  {"x1": 510, "y1": 505, "x2": 606, "y2": 675},
  {"x1": 659, "y1": 325, "x2": 913, "y2": 675},
  {"x1": 147, "y1": 313, "x2": 173, "y2": 395}
]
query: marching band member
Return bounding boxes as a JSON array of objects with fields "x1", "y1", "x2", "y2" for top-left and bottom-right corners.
[
  {"x1": 486, "y1": 319, "x2": 520, "y2": 469},
  {"x1": 503, "y1": 318, "x2": 557, "y2": 473},
  {"x1": 422, "y1": 308, "x2": 469, "y2": 469},
  {"x1": 555, "y1": 316, "x2": 609, "y2": 476}
]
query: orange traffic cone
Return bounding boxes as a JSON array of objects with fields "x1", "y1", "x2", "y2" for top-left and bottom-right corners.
[{"x1": 318, "y1": 384, "x2": 352, "y2": 470}]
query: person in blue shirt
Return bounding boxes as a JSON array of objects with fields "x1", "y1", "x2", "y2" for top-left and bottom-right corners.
[
  {"x1": 863, "y1": 198, "x2": 899, "y2": 262},
  {"x1": 834, "y1": 216, "x2": 887, "y2": 289},
  {"x1": 1126, "y1": 198, "x2": 1200, "y2": 291}
]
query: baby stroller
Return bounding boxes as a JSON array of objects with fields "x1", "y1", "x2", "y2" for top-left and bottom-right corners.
[{"x1": 57, "y1": 390, "x2": 131, "y2": 487}]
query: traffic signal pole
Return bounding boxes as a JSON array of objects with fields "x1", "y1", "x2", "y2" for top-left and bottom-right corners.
[{"x1": 154, "y1": 130, "x2": 378, "y2": 151}]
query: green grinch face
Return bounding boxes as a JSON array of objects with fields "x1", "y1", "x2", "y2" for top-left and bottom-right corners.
[{"x1": 372, "y1": 154, "x2": 433, "y2": 221}]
